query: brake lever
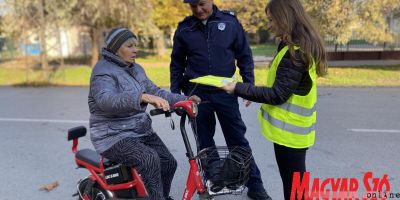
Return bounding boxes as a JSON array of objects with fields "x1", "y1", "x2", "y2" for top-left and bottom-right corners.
[
  {"x1": 164, "y1": 111, "x2": 175, "y2": 130},
  {"x1": 170, "y1": 118, "x2": 175, "y2": 130}
]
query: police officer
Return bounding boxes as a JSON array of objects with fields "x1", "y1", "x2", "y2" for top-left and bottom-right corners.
[{"x1": 170, "y1": 0, "x2": 272, "y2": 199}]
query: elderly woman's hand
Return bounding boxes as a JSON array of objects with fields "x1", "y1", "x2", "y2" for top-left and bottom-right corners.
[
  {"x1": 188, "y1": 95, "x2": 201, "y2": 104},
  {"x1": 141, "y1": 94, "x2": 170, "y2": 111},
  {"x1": 222, "y1": 82, "x2": 237, "y2": 94}
]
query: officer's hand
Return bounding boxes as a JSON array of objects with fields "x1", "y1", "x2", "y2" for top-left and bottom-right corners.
[
  {"x1": 244, "y1": 99, "x2": 252, "y2": 107},
  {"x1": 188, "y1": 95, "x2": 201, "y2": 104},
  {"x1": 141, "y1": 94, "x2": 170, "y2": 111},
  {"x1": 222, "y1": 82, "x2": 236, "y2": 94}
]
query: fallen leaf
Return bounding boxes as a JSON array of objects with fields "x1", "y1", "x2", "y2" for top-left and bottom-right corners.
[{"x1": 39, "y1": 181, "x2": 59, "y2": 192}]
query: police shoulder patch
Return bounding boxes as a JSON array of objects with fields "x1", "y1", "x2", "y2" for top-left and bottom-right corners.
[{"x1": 222, "y1": 10, "x2": 236, "y2": 17}]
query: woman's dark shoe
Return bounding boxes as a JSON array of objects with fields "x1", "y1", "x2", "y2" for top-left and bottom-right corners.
[
  {"x1": 226, "y1": 182, "x2": 241, "y2": 190},
  {"x1": 166, "y1": 196, "x2": 175, "y2": 200},
  {"x1": 210, "y1": 180, "x2": 225, "y2": 192}
]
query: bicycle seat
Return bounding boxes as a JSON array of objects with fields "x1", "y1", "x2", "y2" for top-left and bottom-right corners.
[{"x1": 76, "y1": 149, "x2": 114, "y2": 169}]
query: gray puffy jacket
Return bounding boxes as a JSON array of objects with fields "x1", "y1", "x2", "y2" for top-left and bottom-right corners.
[{"x1": 89, "y1": 54, "x2": 186, "y2": 153}]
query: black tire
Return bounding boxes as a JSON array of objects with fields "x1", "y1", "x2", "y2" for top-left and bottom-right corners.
[
  {"x1": 77, "y1": 177, "x2": 111, "y2": 200},
  {"x1": 88, "y1": 185, "x2": 110, "y2": 200}
]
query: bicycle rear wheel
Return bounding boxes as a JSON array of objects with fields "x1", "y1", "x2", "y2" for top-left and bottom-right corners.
[
  {"x1": 77, "y1": 177, "x2": 111, "y2": 200},
  {"x1": 88, "y1": 185, "x2": 109, "y2": 200}
]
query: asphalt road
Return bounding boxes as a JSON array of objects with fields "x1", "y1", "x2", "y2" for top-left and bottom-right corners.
[{"x1": 0, "y1": 87, "x2": 399, "y2": 200}]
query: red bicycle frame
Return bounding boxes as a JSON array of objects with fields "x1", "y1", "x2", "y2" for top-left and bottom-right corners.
[
  {"x1": 68, "y1": 126, "x2": 148, "y2": 199},
  {"x1": 178, "y1": 114, "x2": 207, "y2": 200},
  {"x1": 151, "y1": 100, "x2": 211, "y2": 200},
  {"x1": 69, "y1": 100, "x2": 211, "y2": 200}
]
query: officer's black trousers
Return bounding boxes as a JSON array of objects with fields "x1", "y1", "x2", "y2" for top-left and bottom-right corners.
[{"x1": 194, "y1": 91, "x2": 265, "y2": 192}]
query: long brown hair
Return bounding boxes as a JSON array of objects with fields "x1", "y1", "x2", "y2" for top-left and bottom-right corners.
[{"x1": 266, "y1": 0, "x2": 327, "y2": 76}]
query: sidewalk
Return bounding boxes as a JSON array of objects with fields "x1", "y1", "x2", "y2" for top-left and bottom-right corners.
[{"x1": 253, "y1": 56, "x2": 400, "y2": 67}]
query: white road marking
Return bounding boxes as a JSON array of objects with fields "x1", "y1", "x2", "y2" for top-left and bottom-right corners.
[
  {"x1": 349, "y1": 129, "x2": 400, "y2": 133},
  {"x1": 0, "y1": 117, "x2": 88, "y2": 124}
]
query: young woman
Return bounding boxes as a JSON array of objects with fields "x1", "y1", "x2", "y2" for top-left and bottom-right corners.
[{"x1": 222, "y1": 0, "x2": 327, "y2": 199}]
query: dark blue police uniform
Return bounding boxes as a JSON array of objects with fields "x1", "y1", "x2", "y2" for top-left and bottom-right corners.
[{"x1": 170, "y1": 5, "x2": 266, "y2": 192}]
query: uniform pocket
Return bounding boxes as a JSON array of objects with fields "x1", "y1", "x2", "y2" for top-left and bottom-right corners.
[{"x1": 210, "y1": 22, "x2": 234, "y2": 48}]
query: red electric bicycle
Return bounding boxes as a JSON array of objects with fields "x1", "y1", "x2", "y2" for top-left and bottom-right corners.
[{"x1": 68, "y1": 100, "x2": 252, "y2": 200}]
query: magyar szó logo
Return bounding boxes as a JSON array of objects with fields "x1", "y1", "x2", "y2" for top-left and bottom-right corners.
[{"x1": 291, "y1": 172, "x2": 394, "y2": 199}]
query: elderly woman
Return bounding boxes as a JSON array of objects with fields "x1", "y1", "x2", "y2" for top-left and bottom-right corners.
[{"x1": 88, "y1": 27, "x2": 200, "y2": 200}]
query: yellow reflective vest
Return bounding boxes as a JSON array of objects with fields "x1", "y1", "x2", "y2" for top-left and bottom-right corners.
[{"x1": 258, "y1": 45, "x2": 317, "y2": 148}]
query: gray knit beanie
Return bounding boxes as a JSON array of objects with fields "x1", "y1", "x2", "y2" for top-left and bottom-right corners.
[{"x1": 104, "y1": 27, "x2": 137, "y2": 54}]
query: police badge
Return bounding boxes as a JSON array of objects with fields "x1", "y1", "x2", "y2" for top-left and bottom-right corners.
[{"x1": 218, "y1": 23, "x2": 226, "y2": 31}]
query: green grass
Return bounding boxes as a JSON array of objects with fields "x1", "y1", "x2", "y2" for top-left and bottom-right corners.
[
  {"x1": 2, "y1": 43, "x2": 398, "y2": 87},
  {"x1": 317, "y1": 66, "x2": 400, "y2": 87},
  {"x1": 0, "y1": 66, "x2": 92, "y2": 86},
  {"x1": 1, "y1": 64, "x2": 400, "y2": 87},
  {"x1": 143, "y1": 67, "x2": 171, "y2": 87},
  {"x1": 251, "y1": 44, "x2": 277, "y2": 57}
]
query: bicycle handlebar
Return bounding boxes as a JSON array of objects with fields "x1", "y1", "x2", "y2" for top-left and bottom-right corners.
[
  {"x1": 150, "y1": 100, "x2": 198, "y2": 119},
  {"x1": 149, "y1": 108, "x2": 169, "y2": 116},
  {"x1": 149, "y1": 106, "x2": 197, "y2": 159}
]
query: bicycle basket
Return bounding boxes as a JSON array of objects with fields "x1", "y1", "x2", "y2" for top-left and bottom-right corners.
[{"x1": 196, "y1": 146, "x2": 252, "y2": 195}]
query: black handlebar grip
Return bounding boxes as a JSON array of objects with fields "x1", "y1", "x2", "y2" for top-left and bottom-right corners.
[{"x1": 150, "y1": 109, "x2": 166, "y2": 116}]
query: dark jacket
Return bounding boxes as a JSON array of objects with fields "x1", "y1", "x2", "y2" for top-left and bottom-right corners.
[
  {"x1": 234, "y1": 42, "x2": 312, "y2": 105},
  {"x1": 170, "y1": 5, "x2": 254, "y2": 94},
  {"x1": 88, "y1": 49, "x2": 186, "y2": 153}
]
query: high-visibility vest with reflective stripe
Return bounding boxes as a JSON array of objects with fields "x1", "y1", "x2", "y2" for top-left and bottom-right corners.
[{"x1": 258, "y1": 45, "x2": 317, "y2": 148}]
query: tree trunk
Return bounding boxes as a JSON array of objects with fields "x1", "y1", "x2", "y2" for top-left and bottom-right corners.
[
  {"x1": 169, "y1": 27, "x2": 175, "y2": 47},
  {"x1": 38, "y1": 0, "x2": 48, "y2": 74},
  {"x1": 154, "y1": 30, "x2": 166, "y2": 57},
  {"x1": 90, "y1": 28, "x2": 100, "y2": 67},
  {"x1": 254, "y1": 33, "x2": 261, "y2": 44}
]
